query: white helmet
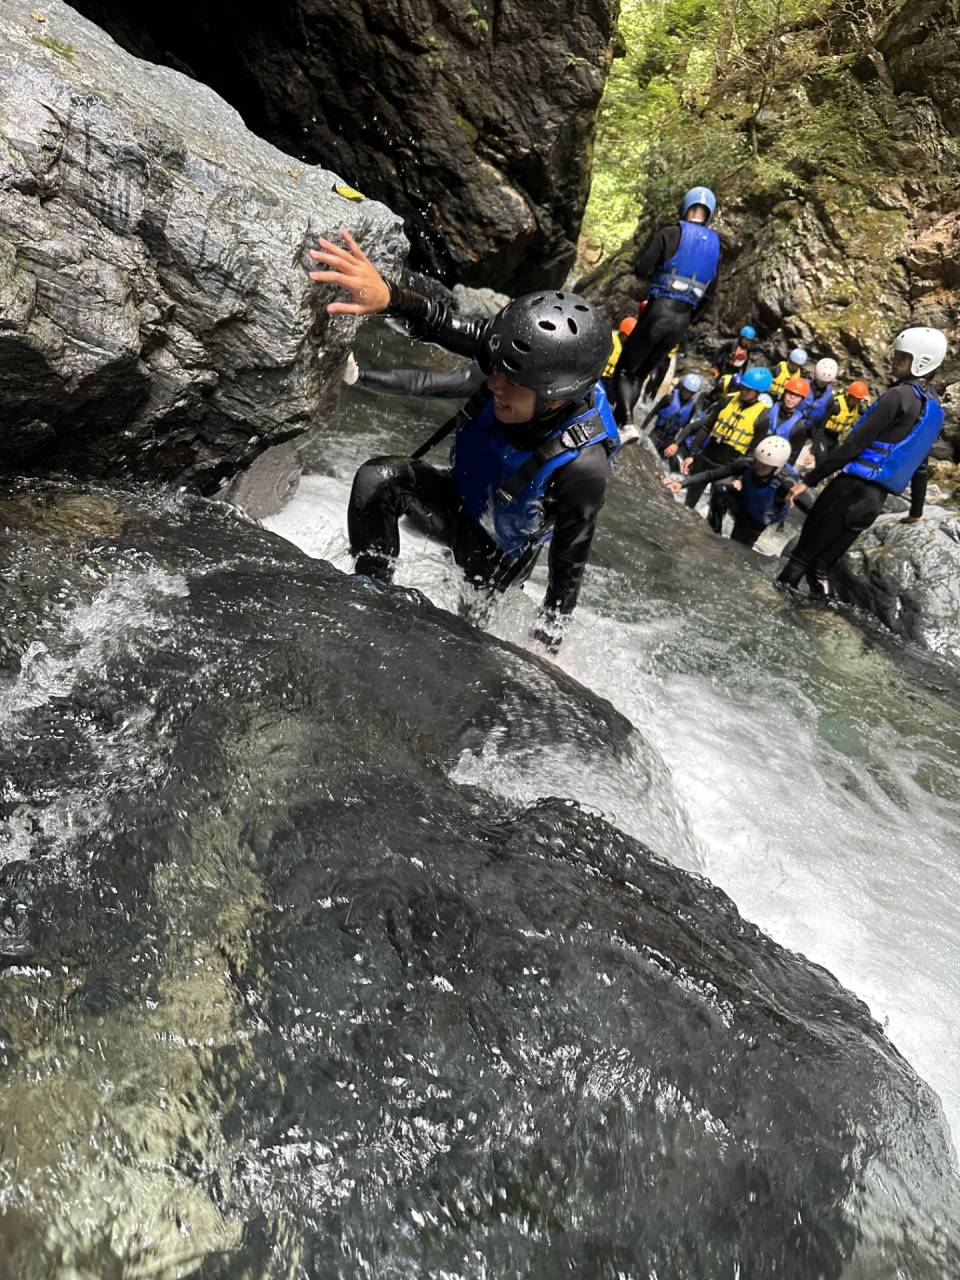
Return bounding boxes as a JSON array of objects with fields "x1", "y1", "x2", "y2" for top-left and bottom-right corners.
[
  {"x1": 814, "y1": 357, "x2": 838, "y2": 383},
  {"x1": 892, "y1": 326, "x2": 948, "y2": 377},
  {"x1": 754, "y1": 436, "x2": 791, "y2": 468}
]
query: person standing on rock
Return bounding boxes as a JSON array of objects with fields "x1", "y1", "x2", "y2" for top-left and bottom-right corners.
[
  {"x1": 610, "y1": 186, "x2": 722, "y2": 430},
  {"x1": 663, "y1": 366, "x2": 774, "y2": 508},
  {"x1": 307, "y1": 231, "x2": 619, "y2": 650},
  {"x1": 777, "y1": 327, "x2": 948, "y2": 597}
]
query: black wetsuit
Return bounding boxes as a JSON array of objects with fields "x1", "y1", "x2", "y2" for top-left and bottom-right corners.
[
  {"x1": 612, "y1": 224, "x2": 720, "y2": 427},
  {"x1": 356, "y1": 361, "x2": 486, "y2": 400},
  {"x1": 777, "y1": 379, "x2": 929, "y2": 586},
  {"x1": 680, "y1": 397, "x2": 771, "y2": 509},
  {"x1": 714, "y1": 338, "x2": 755, "y2": 376},
  {"x1": 807, "y1": 389, "x2": 841, "y2": 465},
  {"x1": 347, "y1": 284, "x2": 611, "y2": 625}
]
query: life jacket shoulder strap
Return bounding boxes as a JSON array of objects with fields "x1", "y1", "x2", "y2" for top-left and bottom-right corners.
[{"x1": 494, "y1": 412, "x2": 604, "y2": 504}]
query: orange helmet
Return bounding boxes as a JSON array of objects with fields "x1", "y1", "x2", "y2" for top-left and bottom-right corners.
[
  {"x1": 783, "y1": 375, "x2": 810, "y2": 397},
  {"x1": 848, "y1": 380, "x2": 869, "y2": 399},
  {"x1": 618, "y1": 315, "x2": 638, "y2": 336}
]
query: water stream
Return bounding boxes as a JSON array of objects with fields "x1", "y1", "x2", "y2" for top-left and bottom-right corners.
[{"x1": 267, "y1": 324, "x2": 960, "y2": 1145}]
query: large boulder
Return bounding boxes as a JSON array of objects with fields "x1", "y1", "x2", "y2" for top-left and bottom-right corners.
[
  {"x1": 831, "y1": 509, "x2": 960, "y2": 661},
  {"x1": 0, "y1": 478, "x2": 958, "y2": 1277},
  {"x1": 0, "y1": 0, "x2": 405, "y2": 500},
  {"x1": 69, "y1": 0, "x2": 619, "y2": 292}
]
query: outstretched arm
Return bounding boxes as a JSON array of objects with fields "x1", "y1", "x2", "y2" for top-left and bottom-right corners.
[{"x1": 308, "y1": 230, "x2": 489, "y2": 362}]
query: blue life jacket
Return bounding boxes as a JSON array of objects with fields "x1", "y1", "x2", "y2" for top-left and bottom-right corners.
[
  {"x1": 651, "y1": 388, "x2": 698, "y2": 446},
  {"x1": 842, "y1": 383, "x2": 944, "y2": 494},
  {"x1": 738, "y1": 465, "x2": 791, "y2": 527},
  {"x1": 803, "y1": 383, "x2": 835, "y2": 428},
  {"x1": 768, "y1": 401, "x2": 805, "y2": 441},
  {"x1": 452, "y1": 381, "x2": 620, "y2": 557},
  {"x1": 649, "y1": 222, "x2": 721, "y2": 306}
]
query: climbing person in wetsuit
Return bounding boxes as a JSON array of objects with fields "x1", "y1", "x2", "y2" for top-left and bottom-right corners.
[
  {"x1": 306, "y1": 231, "x2": 618, "y2": 650},
  {"x1": 766, "y1": 376, "x2": 811, "y2": 462},
  {"x1": 663, "y1": 365, "x2": 773, "y2": 508},
  {"x1": 611, "y1": 186, "x2": 721, "y2": 429},
  {"x1": 713, "y1": 325, "x2": 758, "y2": 377},
  {"x1": 777, "y1": 327, "x2": 948, "y2": 597},
  {"x1": 663, "y1": 435, "x2": 812, "y2": 546},
  {"x1": 603, "y1": 315, "x2": 638, "y2": 383},
  {"x1": 638, "y1": 373, "x2": 703, "y2": 467},
  {"x1": 769, "y1": 347, "x2": 809, "y2": 396}
]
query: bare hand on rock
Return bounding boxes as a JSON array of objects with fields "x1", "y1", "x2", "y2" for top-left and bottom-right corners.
[{"x1": 308, "y1": 230, "x2": 391, "y2": 315}]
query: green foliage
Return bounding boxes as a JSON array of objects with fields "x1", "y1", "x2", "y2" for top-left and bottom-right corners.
[{"x1": 582, "y1": 0, "x2": 893, "y2": 255}]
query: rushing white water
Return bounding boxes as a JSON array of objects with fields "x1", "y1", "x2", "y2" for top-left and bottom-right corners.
[{"x1": 264, "y1": 378, "x2": 960, "y2": 1147}]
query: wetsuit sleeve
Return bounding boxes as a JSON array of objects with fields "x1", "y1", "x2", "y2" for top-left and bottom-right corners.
[
  {"x1": 753, "y1": 408, "x2": 771, "y2": 446},
  {"x1": 634, "y1": 226, "x2": 676, "y2": 281},
  {"x1": 356, "y1": 361, "x2": 486, "y2": 399},
  {"x1": 384, "y1": 281, "x2": 490, "y2": 362},
  {"x1": 909, "y1": 461, "x2": 928, "y2": 518},
  {"x1": 640, "y1": 394, "x2": 671, "y2": 432},
  {"x1": 803, "y1": 391, "x2": 903, "y2": 486},
  {"x1": 687, "y1": 402, "x2": 721, "y2": 450},
  {"x1": 677, "y1": 458, "x2": 745, "y2": 487},
  {"x1": 542, "y1": 444, "x2": 609, "y2": 615}
]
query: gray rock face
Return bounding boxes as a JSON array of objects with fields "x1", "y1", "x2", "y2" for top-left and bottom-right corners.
[
  {"x1": 0, "y1": 0, "x2": 405, "y2": 497},
  {"x1": 69, "y1": 0, "x2": 619, "y2": 292},
  {"x1": 831, "y1": 511, "x2": 960, "y2": 661}
]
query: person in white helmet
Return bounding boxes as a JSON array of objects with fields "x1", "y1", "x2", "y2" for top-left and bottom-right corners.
[
  {"x1": 804, "y1": 357, "x2": 840, "y2": 462},
  {"x1": 663, "y1": 434, "x2": 812, "y2": 547},
  {"x1": 778, "y1": 326, "x2": 948, "y2": 595}
]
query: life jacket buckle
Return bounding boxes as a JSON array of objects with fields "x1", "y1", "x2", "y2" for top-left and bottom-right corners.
[{"x1": 561, "y1": 423, "x2": 594, "y2": 450}]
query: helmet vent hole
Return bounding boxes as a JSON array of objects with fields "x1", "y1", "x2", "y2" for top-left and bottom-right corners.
[
  {"x1": 574, "y1": 304, "x2": 590, "y2": 312},
  {"x1": 512, "y1": 339, "x2": 532, "y2": 353},
  {"x1": 567, "y1": 318, "x2": 578, "y2": 334},
  {"x1": 531, "y1": 295, "x2": 545, "y2": 305},
  {"x1": 556, "y1": 292, "x2": 565, "y2": 300},
  {"x1": 538, "y1": 320, "x2": 557, "y2": 331},
  {"x1": 502, "y1": 356, "x2": 521, "y2": 372}
]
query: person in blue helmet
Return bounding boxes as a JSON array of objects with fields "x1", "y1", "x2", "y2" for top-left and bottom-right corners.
[
  {"x1": 637, "y1": 372, "x2": 703, "y2": 469},
  {"x1": 306, "y1": 230, "x2": 619, "y2": 649},
  {"x1": 610, "y1": 186, "x2": 722, "y2": 430},
  {"x1": 778, "y1": 326, "x2": 948, "y2": 597},
  {"x1": 714, "y1": 325, "x2": 759, "y2": 377},
  {"x1": 665, "y1": 365, "x2": 774, "y2": 508}
]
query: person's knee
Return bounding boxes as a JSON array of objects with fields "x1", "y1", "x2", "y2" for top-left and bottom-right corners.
[{"x1": 350, "y1": 455, "x2": 410, "y2": 508}]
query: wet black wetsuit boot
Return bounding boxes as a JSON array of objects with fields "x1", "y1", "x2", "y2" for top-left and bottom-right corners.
[
  {"x1": 806, "y1": 562, "x2": 831, "y2": 599},
  {"x1": 775, "y1": 557, "x2": 806, "y2": 590}
]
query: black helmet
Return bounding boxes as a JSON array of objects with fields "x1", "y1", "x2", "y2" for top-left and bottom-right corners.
[{"x1": 480, "y1": 292, "x2": 612, "y2": 400}]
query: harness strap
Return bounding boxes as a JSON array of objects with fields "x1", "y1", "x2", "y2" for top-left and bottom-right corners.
[{"x1": 494, "y1": 419, "x2": 602, "y2": 504}]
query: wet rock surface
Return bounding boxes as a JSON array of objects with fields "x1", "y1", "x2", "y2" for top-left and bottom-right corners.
[
  {"x1": 0, "y1": 0, "x2": 405, "y2": 496},
  {"x1": 831, "y1": 510, "x2": 960, "y2": 661},
  {"x1": 69, "y1": 0, "x2": 619, "y2": 292},
  {"x1": 1, "y1": 479, "x2": 958, "y2": 1277}
]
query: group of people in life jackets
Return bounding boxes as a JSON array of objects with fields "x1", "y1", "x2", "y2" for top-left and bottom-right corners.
[{"x1": 306, "y1": 183, "x2": 949, "y2": 650}]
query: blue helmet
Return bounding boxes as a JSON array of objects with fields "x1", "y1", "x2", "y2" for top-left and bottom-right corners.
[
  {"x1": 681, "y1": 373, "x2": 702, "y2": 393},
  {"x1": 740, "y1": 325, "x2": 757, "y2": 339},
  {"x1": 789, "y1": 347, "x2": 808, "y2": 366},
  {"x1": 679, "y1": 186, "x2": 717, "y2": 221},
  {"x1": 741, "y1": 366, "x2": 773, "y2": 393}
]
